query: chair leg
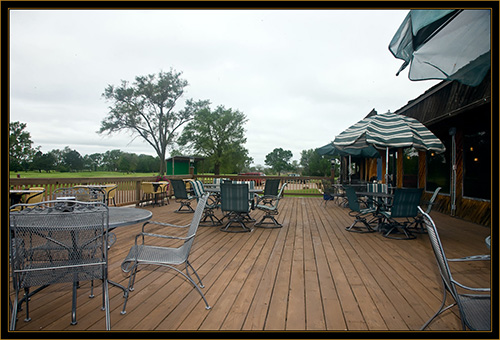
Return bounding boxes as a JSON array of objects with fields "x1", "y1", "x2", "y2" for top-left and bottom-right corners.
[
  {"x1": 382, "y1": 221, "x2": 416, "y2": 240},
  {"x1": 220, "y1": 212, "x2": 252, "y2": 233},
  {"x1": 255, "y1": 214, "x2": 282, "y2": 228},
  {"x1": 200, "y1": 208, "x2": 222, "y2": 226},
  {"x1": 346, "y1": 215, "x2": 376, "y2": 233},
  {"x1": 420, "y1": 280, "x2": 456, "y2": 330},
  {"x1": 10, "y1": 293, "x2": 19, "y2": 330},
  {"x1": 71, "y1": 281, "x2": 78, "y2": 325}
]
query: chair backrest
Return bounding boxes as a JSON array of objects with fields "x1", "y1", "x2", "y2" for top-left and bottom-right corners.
[
  {"x1": 366, "y1": 183, "x2": 388, "y2": 209},
  {"x1": 220, "y1": 183, "x2": 250, "y2": 213},
  {"x1": 344, "y1": 186, "x2": 361, "y2": 212},
  {"x1": 170, "y1": 179, "x2": 188, "y2": 199},
  {"x1": 105, "y1": 184, "x2": 117, "y2": 198},
  {"x1": 53, "y1": 186, "x2": 105, "y2": 203},
  {"x1": 390, "y1": 188, "x2": 423, "y2": 218},
  {"x1": 425, "y1": 187, "x2": 442, "y2": 214},
  {"x1": 26, "y1": 187, "x2": 46, "y2": 204},
  {"x1": 190, "y1": 180, "x2": 206, "y2": 201},
  {"x1": 10, "y1": 200, "x2": 109, "y2": 288},
  {"x1": 417, "y1": 206, "x2": 456, "y2": 296},
  {"x1": 186, "y1": 193, "x2": 208, "y2": 240},
  {"x1": 264, "y1": 179, "x2": 281, "y2": 196}
]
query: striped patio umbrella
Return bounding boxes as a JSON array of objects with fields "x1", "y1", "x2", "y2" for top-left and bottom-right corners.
[
  {"x1": 389, "y1": 9, "x2": 490, "y2": 87},
  {"x1": 334, "y1": 111, "x2": 445, "y2": 183},
  {"x1": 334, "y1": 112, "x2": 445, "y2": 153},
  {"x1": 317, "y1": 141, "x2": 380, "y2": 158}
]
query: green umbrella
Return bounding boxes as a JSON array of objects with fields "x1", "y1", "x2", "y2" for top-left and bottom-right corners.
[
  {"x1": 389, "y1": 9, "x2": 490, "y2": 87},
  {"x1": 317, "y1": 142, "x2": 380, "y2": 158},
  {"x1": 334, "y1": 111, "x2": 445, "y2": 183}
]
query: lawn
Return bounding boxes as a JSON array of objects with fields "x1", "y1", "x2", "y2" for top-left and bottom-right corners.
[{"x1": 10, "y1": 171, "x2": 156, "y2": 179}]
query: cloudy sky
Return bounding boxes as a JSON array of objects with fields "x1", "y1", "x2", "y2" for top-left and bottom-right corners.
[{"x1": 9, "y1": 6, "x2": 440, "y2": 167}]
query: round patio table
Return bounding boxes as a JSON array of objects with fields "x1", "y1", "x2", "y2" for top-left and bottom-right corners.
[{"x1": 108, "y1": 207, "x2": 152, "y2": 229}]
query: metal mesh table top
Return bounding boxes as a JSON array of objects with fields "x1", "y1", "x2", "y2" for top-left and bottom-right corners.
[{"x1": 108, "y1": 207, "x2": 152, "y2": 228}]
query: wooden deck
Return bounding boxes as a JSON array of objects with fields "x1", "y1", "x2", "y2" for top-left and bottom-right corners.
[{"x1": 9, "y1": 196, "x2": 491, "y2": 333}]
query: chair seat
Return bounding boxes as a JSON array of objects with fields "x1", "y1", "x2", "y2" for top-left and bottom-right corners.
[
  {"x1": 458, "y1": 294, "x2": 491, "y2": 330},
  {"x1": 255, "y1": 204, "x2": 277, "y2": 212},
  {"x1": 122, "y1": 245, "x2": 186, "y2": 270}
]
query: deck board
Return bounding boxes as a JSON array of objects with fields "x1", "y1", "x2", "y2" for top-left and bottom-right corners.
[{"x1": 9, "y1": 196, "x2": 491, "y2": 333}]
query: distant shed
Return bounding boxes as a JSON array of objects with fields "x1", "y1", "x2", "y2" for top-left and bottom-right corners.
[{"x1": 166, "y1": 156, "x2": 205, "y2": 176}]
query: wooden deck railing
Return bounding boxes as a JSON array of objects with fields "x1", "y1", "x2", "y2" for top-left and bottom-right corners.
[{"x1": 9, "y1": 175, "x2": 327, "y2": 207}]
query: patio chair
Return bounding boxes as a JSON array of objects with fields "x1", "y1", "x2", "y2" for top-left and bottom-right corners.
[
  {"x1": 170, "y1": 179, "x2": 196, "y2": 213},
  {"x1": 10, "y1": 187, "x2": 46, "y2": 212},
  {"x1": 379, "y1": 188, "x2": 423, "y2": 240},
  {"x1": 120, "y1": 194, "x2": 211, "y2": 314},
  {"x1": 190, "y1": 179, "x2": 222, "y2": 226},
  {"x1": 418, "y1": 207, "x2": 490, "y2": 331},
  {"x1": 321, "y1": 180, "x2": 345, "y2": 207},
  {"x1": 157, "y1": 181, "x2": 170, "y2": 205},
  {"x1": 26, "y1": 187, "x2": 46, "y2": 204},
  {"x1": 53, "y1": 186, "x2": 106, "y2": 203},
  {"x1": 254, "y1": 182, "x2": 288, "y2": 228},
  {"x1": 104, "y1": 184, "x2": 118, "y2": 206},
  {"x1": 140, "y1": 182, "x2": 165, "y2": 207},
  {"x1": 220, "y1": 182, "x2": 252, "y2": 233},
  {"x1": 9, "y1": 200, "x2": 110, "y2": 330},
  {"x1": 257, "y1": 179, "x2": 281, "y2": 206},
  {"x1": 344, "y1": 185, "x2": 377, "y2": 233},
  {"x1": 411, "y1": 187, "x2": 442, "y2": 233}
]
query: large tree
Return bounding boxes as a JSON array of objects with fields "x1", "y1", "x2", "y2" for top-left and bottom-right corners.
[
  {"x1": 300, "y1": 149, "x2": 332, "y2": 177},
  {"x1": 177, "y1": 105, "x2": 252, "y2": 175},
  {"x1": 9, "y1": 121, "x2": 39, "y2": 171},
  {"x1": 265, "y1": 148, "x2": 293, "y2": 175},
  {"x1": 99, "y1": 69, "x2": 210, "y2": 174}
]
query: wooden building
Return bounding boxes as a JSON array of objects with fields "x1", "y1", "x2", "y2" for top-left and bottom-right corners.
[
  {"x1": 394, "y1": 72, "x2": 492, "y2": 226},
  {"x1": 166, "y1": 156, "x2": 205, "y2": 176}
]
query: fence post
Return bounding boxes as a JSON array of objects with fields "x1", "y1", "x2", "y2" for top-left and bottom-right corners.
[{"x1": 135, "y1": 180, "x2": 142, "y2": 207}]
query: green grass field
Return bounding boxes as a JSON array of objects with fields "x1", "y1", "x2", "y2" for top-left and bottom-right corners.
[{"x1": 10, "y1": 171, "x2": 156, "y2": 179}]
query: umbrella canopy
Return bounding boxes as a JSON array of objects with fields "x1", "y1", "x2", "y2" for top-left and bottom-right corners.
[
  {"x1": 389, "y1": 9, "x2": 490, "y2": 87},
  {"x1": 333, "y1": 111, "x2": 446, "y2": 153},
  {"x1": 317, "y1": 142, "x2": 380, "y2": 158}
]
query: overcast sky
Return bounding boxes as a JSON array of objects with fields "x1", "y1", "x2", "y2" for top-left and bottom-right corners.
[{"x1": 9, "y1": 7, "x2": 440, "y2": 167}]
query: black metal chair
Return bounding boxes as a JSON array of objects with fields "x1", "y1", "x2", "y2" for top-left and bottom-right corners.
[
  {"x1": 344, "y1": 185, "x2": 377, "y2": 233},
  {"x1": 9, "y1": 200, "x2": 111, "y2": 330},
  {"x1": 220, "y1": 182, "x2": 252, "y2": 233},
  {"x1": 170, "y1": 179, "x2": 196, "y2": 213},
  {"x1": 120, "y1": 194, "x2": 210, "y2": 314},
  {"x1": 258, "y1": 179, "x2": 281, "y2": 206},
  {"x1": 418, "y1": 207, "x2": 490, "y2": 331},
  {"x1": 379, "y1": 188, "x2": 423, "y2": 240},
  {"x1": 254, "y1": 182, "x2": 287, "y2": 228}
]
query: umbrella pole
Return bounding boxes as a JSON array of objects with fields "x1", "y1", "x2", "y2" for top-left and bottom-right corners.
[
  {"x1": 385, "y1": 148, "x2": 389, "y2": 186},
  {"x1": 349, "y1": 155, "x2": 352, "y2": 184}
]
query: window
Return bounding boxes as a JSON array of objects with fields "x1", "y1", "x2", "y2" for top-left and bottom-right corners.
[
  {"x1": 463, "y1": 129, "x2": 490, "y2": 200},
  {"x1": 403, "y1": 147, "x2": 419, "y2": 188},
  {"x1": 426, "y1": 139, "x2": 450, "y2": 194}
]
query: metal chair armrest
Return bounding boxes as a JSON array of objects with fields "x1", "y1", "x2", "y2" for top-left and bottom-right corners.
[
  {"x1": 448, "y1": 255, "x2": 490, "y2": 261},
  {"x1": 452, "y1": 279, "x2": 490, "y2": 292}
]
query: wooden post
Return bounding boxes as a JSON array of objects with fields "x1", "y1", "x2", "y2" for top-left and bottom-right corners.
[
  {"x1": 418, "y1": 150, "x2": 426, "y2": 189},
  {"x1": 397, "y1": 148, "x2": 403, "y2": 188}
]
